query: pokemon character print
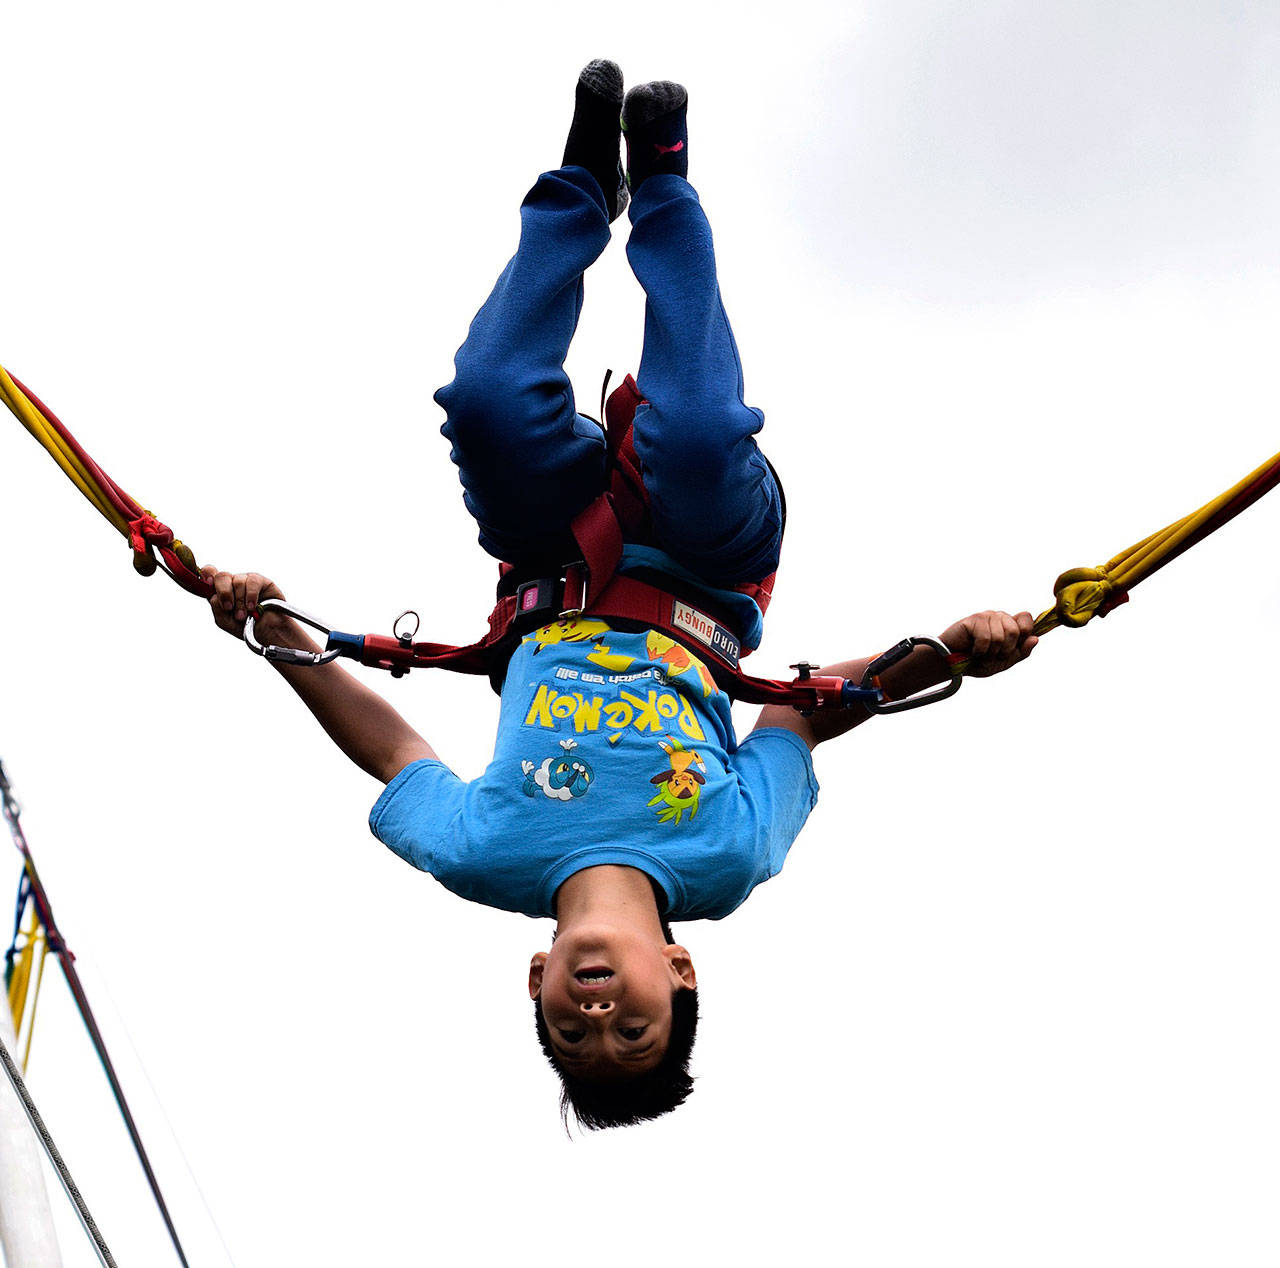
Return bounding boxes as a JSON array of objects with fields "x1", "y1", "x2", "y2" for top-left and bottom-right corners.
[
  {"x1": 522, "y1": 739, "x2": 596, "y2": 800},
  {"x1": 370, "y1": 616, "x2": 818, "y2": 921}
]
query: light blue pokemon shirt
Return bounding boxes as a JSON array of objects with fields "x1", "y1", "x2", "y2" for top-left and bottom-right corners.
[{"x1": 369, "y1": 618, "x2": 819, "y2": 920}]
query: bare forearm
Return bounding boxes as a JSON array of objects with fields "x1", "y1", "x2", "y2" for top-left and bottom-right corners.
[{"x1": 263, "y1": 618, "x2": 438, "y2": 783}]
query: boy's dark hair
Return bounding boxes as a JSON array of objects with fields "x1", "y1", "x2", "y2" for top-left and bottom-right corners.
[
  {"x1": 534, "y1": 985, "x2": 699, "y2": 1131},
  {"x1": 533, "y1": 917, "x2": 698, "y2": 1130}
]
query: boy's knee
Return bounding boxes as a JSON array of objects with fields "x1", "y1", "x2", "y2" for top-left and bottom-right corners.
[
  {"x1": 435, "y1": 357, "x2": 533, "y2": 452},
  {"x1": 634, "y1": 397, "x2": 765, "y2": 473},
  {"x1": 647, "y1": 451, "x2": 783, "y2": 584},
  {"x1": 435, "y1": 350, "x2": 504, "y2": 422},
  {"x1": 662, "y1": 493, "x2": 783, "y2": 585}
]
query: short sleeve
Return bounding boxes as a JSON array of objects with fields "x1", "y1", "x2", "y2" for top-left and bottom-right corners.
[
  {"x1": 731, "y1": 728, "x2": 820, "y2": 877},
  {"x1": 368, "y1": 759, "x2": 466, "y2": 873}
]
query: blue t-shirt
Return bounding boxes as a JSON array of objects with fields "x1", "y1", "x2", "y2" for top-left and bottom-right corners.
[{"x1": 368, "y1": 618, "x2": 819, "y2": 920}]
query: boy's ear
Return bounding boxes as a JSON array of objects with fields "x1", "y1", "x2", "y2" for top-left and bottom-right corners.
[
  {"x1": 528, "y1": 951, "x2": 548, "y2": 999},
  {"x1": 662, "y1": 944, "x2": 697, "y2": 990}
]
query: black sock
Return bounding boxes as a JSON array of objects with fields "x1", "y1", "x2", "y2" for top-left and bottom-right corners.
[
  {"x1": 621, "y1": 81, "x2": 688, "y2": 192},
  {"x1": 562, "y1": 59, "x2": 629, "y2": 222}
]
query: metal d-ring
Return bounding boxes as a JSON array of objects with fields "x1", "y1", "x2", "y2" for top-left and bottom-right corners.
[{"x1": 393, "y1": 610, "x2": 420, "y2": 647}]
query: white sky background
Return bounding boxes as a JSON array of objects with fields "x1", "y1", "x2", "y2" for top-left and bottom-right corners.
[{"x1": 2, "y1": 1, "x2": 1278, "y2": 1264}]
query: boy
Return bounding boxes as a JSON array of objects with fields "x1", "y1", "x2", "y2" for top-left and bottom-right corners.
[{"x1": 204, "y1": 63, "x2": 1037, "y2": 1129}]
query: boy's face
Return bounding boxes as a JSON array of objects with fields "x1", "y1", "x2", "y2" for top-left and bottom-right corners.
[{"x1": 529, "y1": 927, "x2": 696, "y2": 1078}]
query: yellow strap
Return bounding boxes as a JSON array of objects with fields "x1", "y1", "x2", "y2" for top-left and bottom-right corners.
[
  {"x1": 1036, "y1": 447, "x2": 1280, "y2": 633},
  {"x1": 0, "y1": 363, "x2": 132, "y2": 538}
]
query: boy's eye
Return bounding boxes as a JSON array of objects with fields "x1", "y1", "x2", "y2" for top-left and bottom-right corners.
[
  {"x1": 557, "y1": 1029, "x2": 585, "y2": 1044},
  {"x1": 619, "y1": 1026, "x2": 648, "y2": 1041}
]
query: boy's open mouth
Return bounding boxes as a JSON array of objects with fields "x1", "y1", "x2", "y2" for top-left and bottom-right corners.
[{"x1": 574, "y1": 967, "x2": 614, "y2": 986}]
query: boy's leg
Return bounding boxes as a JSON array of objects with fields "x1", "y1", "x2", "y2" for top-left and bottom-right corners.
[
  {"x1": 435, "y1": 65, "x2": 625, "y2": 567},
  {"x1": 622, "y1": 86, "x2": 783, "y2": 586}
]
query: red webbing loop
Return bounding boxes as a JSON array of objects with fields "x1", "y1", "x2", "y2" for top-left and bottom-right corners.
[
  {"x1": 127, "y1": 512, "x2": 173, "y2": 556},
  {"x1": 569, "y1": 492, "x2": 625, "y2": 606}
]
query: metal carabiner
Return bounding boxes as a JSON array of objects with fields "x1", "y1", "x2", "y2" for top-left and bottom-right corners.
[
  {"x1": 243, "y1": 598, "x2": 346, "y2": 667},
  {"x1": 861, "y1": 635, "x2": 963, "y2": 714}
]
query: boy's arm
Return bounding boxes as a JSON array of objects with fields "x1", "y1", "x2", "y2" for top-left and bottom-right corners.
[
  {"x1": 204, "y1": 569, "x2": 439, "y2": 784},
  {"x1": 751, "y1": 610, "x2": 1037, "y2": 751}
]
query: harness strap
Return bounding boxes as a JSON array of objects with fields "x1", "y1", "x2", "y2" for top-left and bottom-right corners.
[
  {"x1": 393, "y1": 572, "x2": 847, "y2": 708},
  {"x1": 302, "y1": 570, "x2": 846, "y2": 708},
  {"x1": 579, "y1": 575, "x2": 851, "y2": 707},
  {"x1": 566, "y1": 493, "x2": 624, "y2": 614}
]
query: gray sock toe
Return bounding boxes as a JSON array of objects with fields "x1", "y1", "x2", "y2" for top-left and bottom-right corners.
[
  {"x1": 579, "y1": 59, "x2": 624, "y2": 104},
  {"x1": 622, "y1": 81, "x2": 688, "y2": 128}
]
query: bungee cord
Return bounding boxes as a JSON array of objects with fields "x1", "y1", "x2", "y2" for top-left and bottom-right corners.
[{"x1": 3, "y1": 361, "x2": 1276, "y2": 682}]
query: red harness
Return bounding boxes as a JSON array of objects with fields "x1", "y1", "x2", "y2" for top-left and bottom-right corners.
[
  {"x1": 498, "y1": 373, "x2": 778, "y2": 674},
  {"x1": 304, "y1": 373, "x2": 860, "y2": 710}
]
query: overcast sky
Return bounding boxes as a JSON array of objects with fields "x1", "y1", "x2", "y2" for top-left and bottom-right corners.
[{"x1": 2, "y1": 3, "x2": 1278, "y2": 1265}]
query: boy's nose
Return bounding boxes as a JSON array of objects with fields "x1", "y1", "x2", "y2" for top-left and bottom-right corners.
[{"x1": 579, "y1": 1000, "x2": 614, "y2": 1015}]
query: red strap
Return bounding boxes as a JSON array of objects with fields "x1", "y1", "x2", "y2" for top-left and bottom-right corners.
[
  {"x1": 602, "y1": 373, "x2": 651, "y2": 534},
  {"x1": 377, "y1": 575, "x2": 827, "y2": 708},
  {"x1": 374, "y1": 594, "x2": 523, "y2": 675},
  {"x1": 569, "y1": 492, "x2": 624, "y2": 603}
]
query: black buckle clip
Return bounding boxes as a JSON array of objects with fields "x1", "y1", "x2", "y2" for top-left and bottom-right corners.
[
  {"x1": 512, "y1": 561, "x2": 589, "y2": 634},
  {"x1": 513, "y1": 578, "x2": 563, "y2": 633}
]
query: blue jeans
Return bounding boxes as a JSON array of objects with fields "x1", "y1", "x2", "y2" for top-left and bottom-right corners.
[{"x1": 435, "y1": 167, "x2": 783, "y2": 586}]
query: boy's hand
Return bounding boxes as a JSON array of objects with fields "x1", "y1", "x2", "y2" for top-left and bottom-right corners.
[
  {"x1": 201, "y1": 567, "x2": 285, "y2": 640},
  {"x1": 940, "y1": 610, "x2": 1037, "y2": 677}
]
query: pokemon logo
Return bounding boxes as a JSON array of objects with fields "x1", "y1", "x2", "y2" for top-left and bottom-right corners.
[{"x1": 524, "y1": 684, "x2": 707, "y2": 745}]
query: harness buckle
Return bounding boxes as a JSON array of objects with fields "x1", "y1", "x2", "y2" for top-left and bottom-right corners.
[
  {"x1": 513, "y1": 577, "x2": 563, "y2": 633},
  {"x1": 512, "y1": 563, "x2": 591, "y2": 631},
  {"x1": 559, "y1": 562, "x2": 589, "y2": 619}
]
